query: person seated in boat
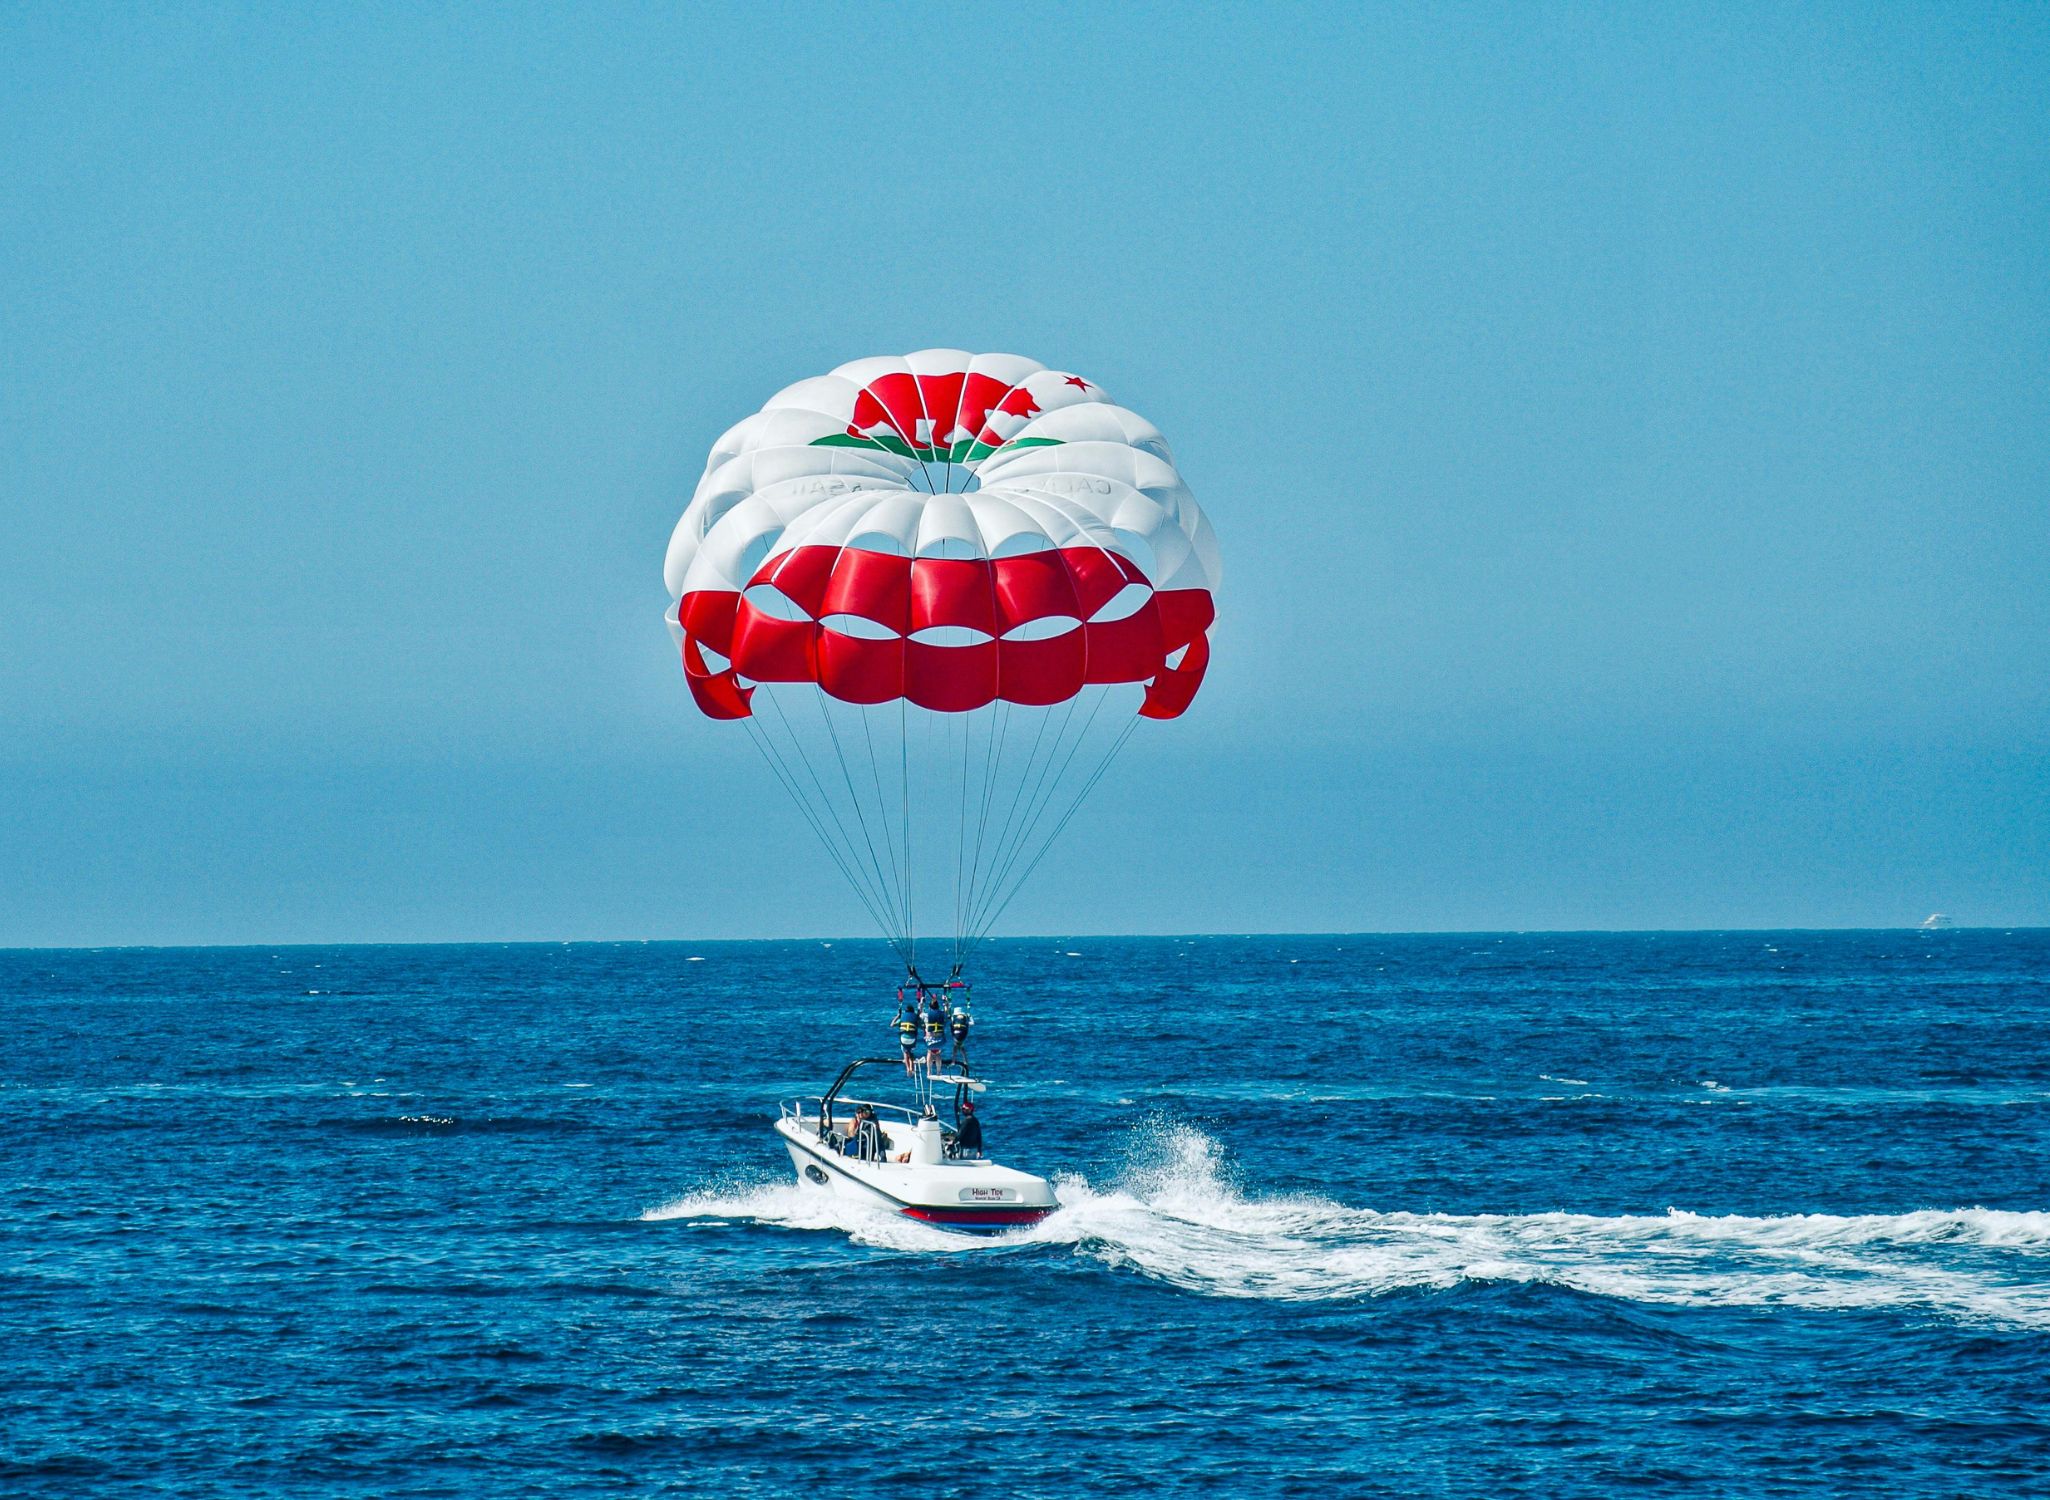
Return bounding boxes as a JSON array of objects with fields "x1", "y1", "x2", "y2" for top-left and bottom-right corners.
[
  {"x1": 845, "y1": 1103, "x2": 890, "y2": 1162},
  {"x1": 949, "y1": 1099, "x2": 984, "y2": 1159}
]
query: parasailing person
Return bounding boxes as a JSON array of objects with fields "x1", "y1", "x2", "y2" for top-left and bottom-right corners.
[
  {"x1": 893, "y1": 996, "x2": 921, "y2": 1075},
  {"x1": 948, "y1": 997, "x2": 972, "y2": 1070},
  {"x1": 921, "y1": 997, "x2": 945, "y2": 1073}
]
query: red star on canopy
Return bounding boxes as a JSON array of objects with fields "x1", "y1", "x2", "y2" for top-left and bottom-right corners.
[{"x1": 1063, "y1": 375, "x2": 1090, "y2": 390}]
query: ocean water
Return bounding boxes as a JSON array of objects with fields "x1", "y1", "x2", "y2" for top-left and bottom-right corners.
[{"x1": 4, "y1": 931, "x2": 2048, "y2": 1496}]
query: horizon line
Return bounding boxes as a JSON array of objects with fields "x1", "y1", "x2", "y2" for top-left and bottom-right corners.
[{"x1": 3, "y1": 925, "x2": 2041, "y2": 954}]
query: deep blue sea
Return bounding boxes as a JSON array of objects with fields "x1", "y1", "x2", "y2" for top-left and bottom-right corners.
[{"x1": 5, "y1": 932, "x2": 2049, "y2": 1496}]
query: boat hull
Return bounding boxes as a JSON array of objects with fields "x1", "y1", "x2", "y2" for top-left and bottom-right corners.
[{"x1": 774, "y1": 1117, "x2": 1057, "y2": 1234}]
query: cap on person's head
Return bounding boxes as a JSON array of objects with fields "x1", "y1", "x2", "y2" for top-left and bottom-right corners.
[{"x1": 960, "y1": 1099, "x2": 976, "y2": 1111}]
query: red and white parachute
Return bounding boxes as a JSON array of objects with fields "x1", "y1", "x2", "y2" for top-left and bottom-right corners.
[{"x1": 665, "y1": 350, "x2": 1219, "y2": 973}]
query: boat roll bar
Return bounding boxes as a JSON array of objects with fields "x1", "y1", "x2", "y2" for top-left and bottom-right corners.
[{"x1": 817, "y1": 1058, "x2": 906, "y2": 1128}]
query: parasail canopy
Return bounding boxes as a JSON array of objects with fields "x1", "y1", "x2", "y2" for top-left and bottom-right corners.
[{"x1": 664, "y1": 350, "x2": 1219, "y2": 976}]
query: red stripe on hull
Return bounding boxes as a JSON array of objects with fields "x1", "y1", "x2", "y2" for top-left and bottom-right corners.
[{"x1": 898, "y1": 1205, "x2": 1053, "y2": 1228}]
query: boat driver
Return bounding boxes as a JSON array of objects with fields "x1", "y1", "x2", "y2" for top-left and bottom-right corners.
[
  {"x1": 948, "y1": 1003, "x2": 971, "y2": 1067},
  {"x1": 950, "y1": 1099, "x2": 984, "y2": 1159}
]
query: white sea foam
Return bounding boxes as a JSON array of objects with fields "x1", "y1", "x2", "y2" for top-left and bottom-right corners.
[
  {"x1": 640, "y1": 1181, "x2": 989, "y2": 1253},
  {"x1": 643, "y1": 1124, "x2": 2050, "y2": 1328}
]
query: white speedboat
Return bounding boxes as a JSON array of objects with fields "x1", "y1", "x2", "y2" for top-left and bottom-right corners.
[{"x1": 773, "y1": 1058, "x2": 1058, "y2": 1234}]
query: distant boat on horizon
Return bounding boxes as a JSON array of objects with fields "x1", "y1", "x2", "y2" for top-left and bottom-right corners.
[{"x1": 1920, "y1": 913, "x2": 1955, "y2": 930}]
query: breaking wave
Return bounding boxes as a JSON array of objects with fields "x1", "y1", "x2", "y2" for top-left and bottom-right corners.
[{"x1": 642, "y1": 1123, "x2": 2050, "y2": 1329}]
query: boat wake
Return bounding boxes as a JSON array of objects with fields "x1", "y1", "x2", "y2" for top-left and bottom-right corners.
[{"x1": 642, "y1": 1124, "x2": 2050, "y2": 1329}]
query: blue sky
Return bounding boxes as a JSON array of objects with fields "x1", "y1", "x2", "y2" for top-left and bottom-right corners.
[{"x1": 3, "y1": 3, "x2": 2045, "y2": 945}]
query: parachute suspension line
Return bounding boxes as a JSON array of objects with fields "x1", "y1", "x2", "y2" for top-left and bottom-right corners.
[
  {"x1": 899, "y1": 694, "x2": 913, "y2": 975},
  {"x1": 760, "y1": 687, "x2": 907, "y2": 960},
  {"x1": 968, "y1": 689, "x2": 1084, "y2": 937},
  {"x1": 952, "y1": 702, "x2": 981, "y2": 974},
  {"x1": 957, "y1": 697, "x2": 1012, "y2": 963},
  {"x1": 963, "y1": 700, "x2": 1003, "y2": 969},
  {"x1": 751, "y1": 692, "x2": 897, "y2": 940},
  {"x1": 969, "y1": 717, "x2": 1138, "y2": 952},
  {"x1": 809, "y1": 690, "x2": 904, "y2": 952},
  {"x1": 970, "y1": 700, "x2": 1008, "y2": 891},
  {"x1": 740, "y1": 712, "x2": 905, "y2": 963},
  {"x1": 1004, "y1": 692, "x2": 1115, "y2": 889},
  {"x1": 758, "y1": 693, "x2": 882, "y2": 928},
  {"x1": 952, "y1": 705, "x2": 969, "y2": 970},
  {"x1": 740, "y1": 717, "x2": 861, "y2": 919},
  {"x1": 998, "y1": 691, "x2": 1127, "y2": 926},
  {"x1": 963, "y1": 687, "x2": 1096, "y2": 941},
  {"x1": 968, "y1": 698, "x2": 1058, "y2": 940},
  {"x1": 967, "y1": 712, "x2": 1140, "y2": 955},
  {"x1": 855, "y1": 701, "x2": 908, "y2": 948},
  {"x1": 752, "y1": 676, "x2": 1144, "y2": 971}
]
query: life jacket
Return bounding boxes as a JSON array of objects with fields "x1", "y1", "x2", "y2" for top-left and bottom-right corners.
[{"x1": 896, "y1": 1017, "x2": 919, "y2": 1049}]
